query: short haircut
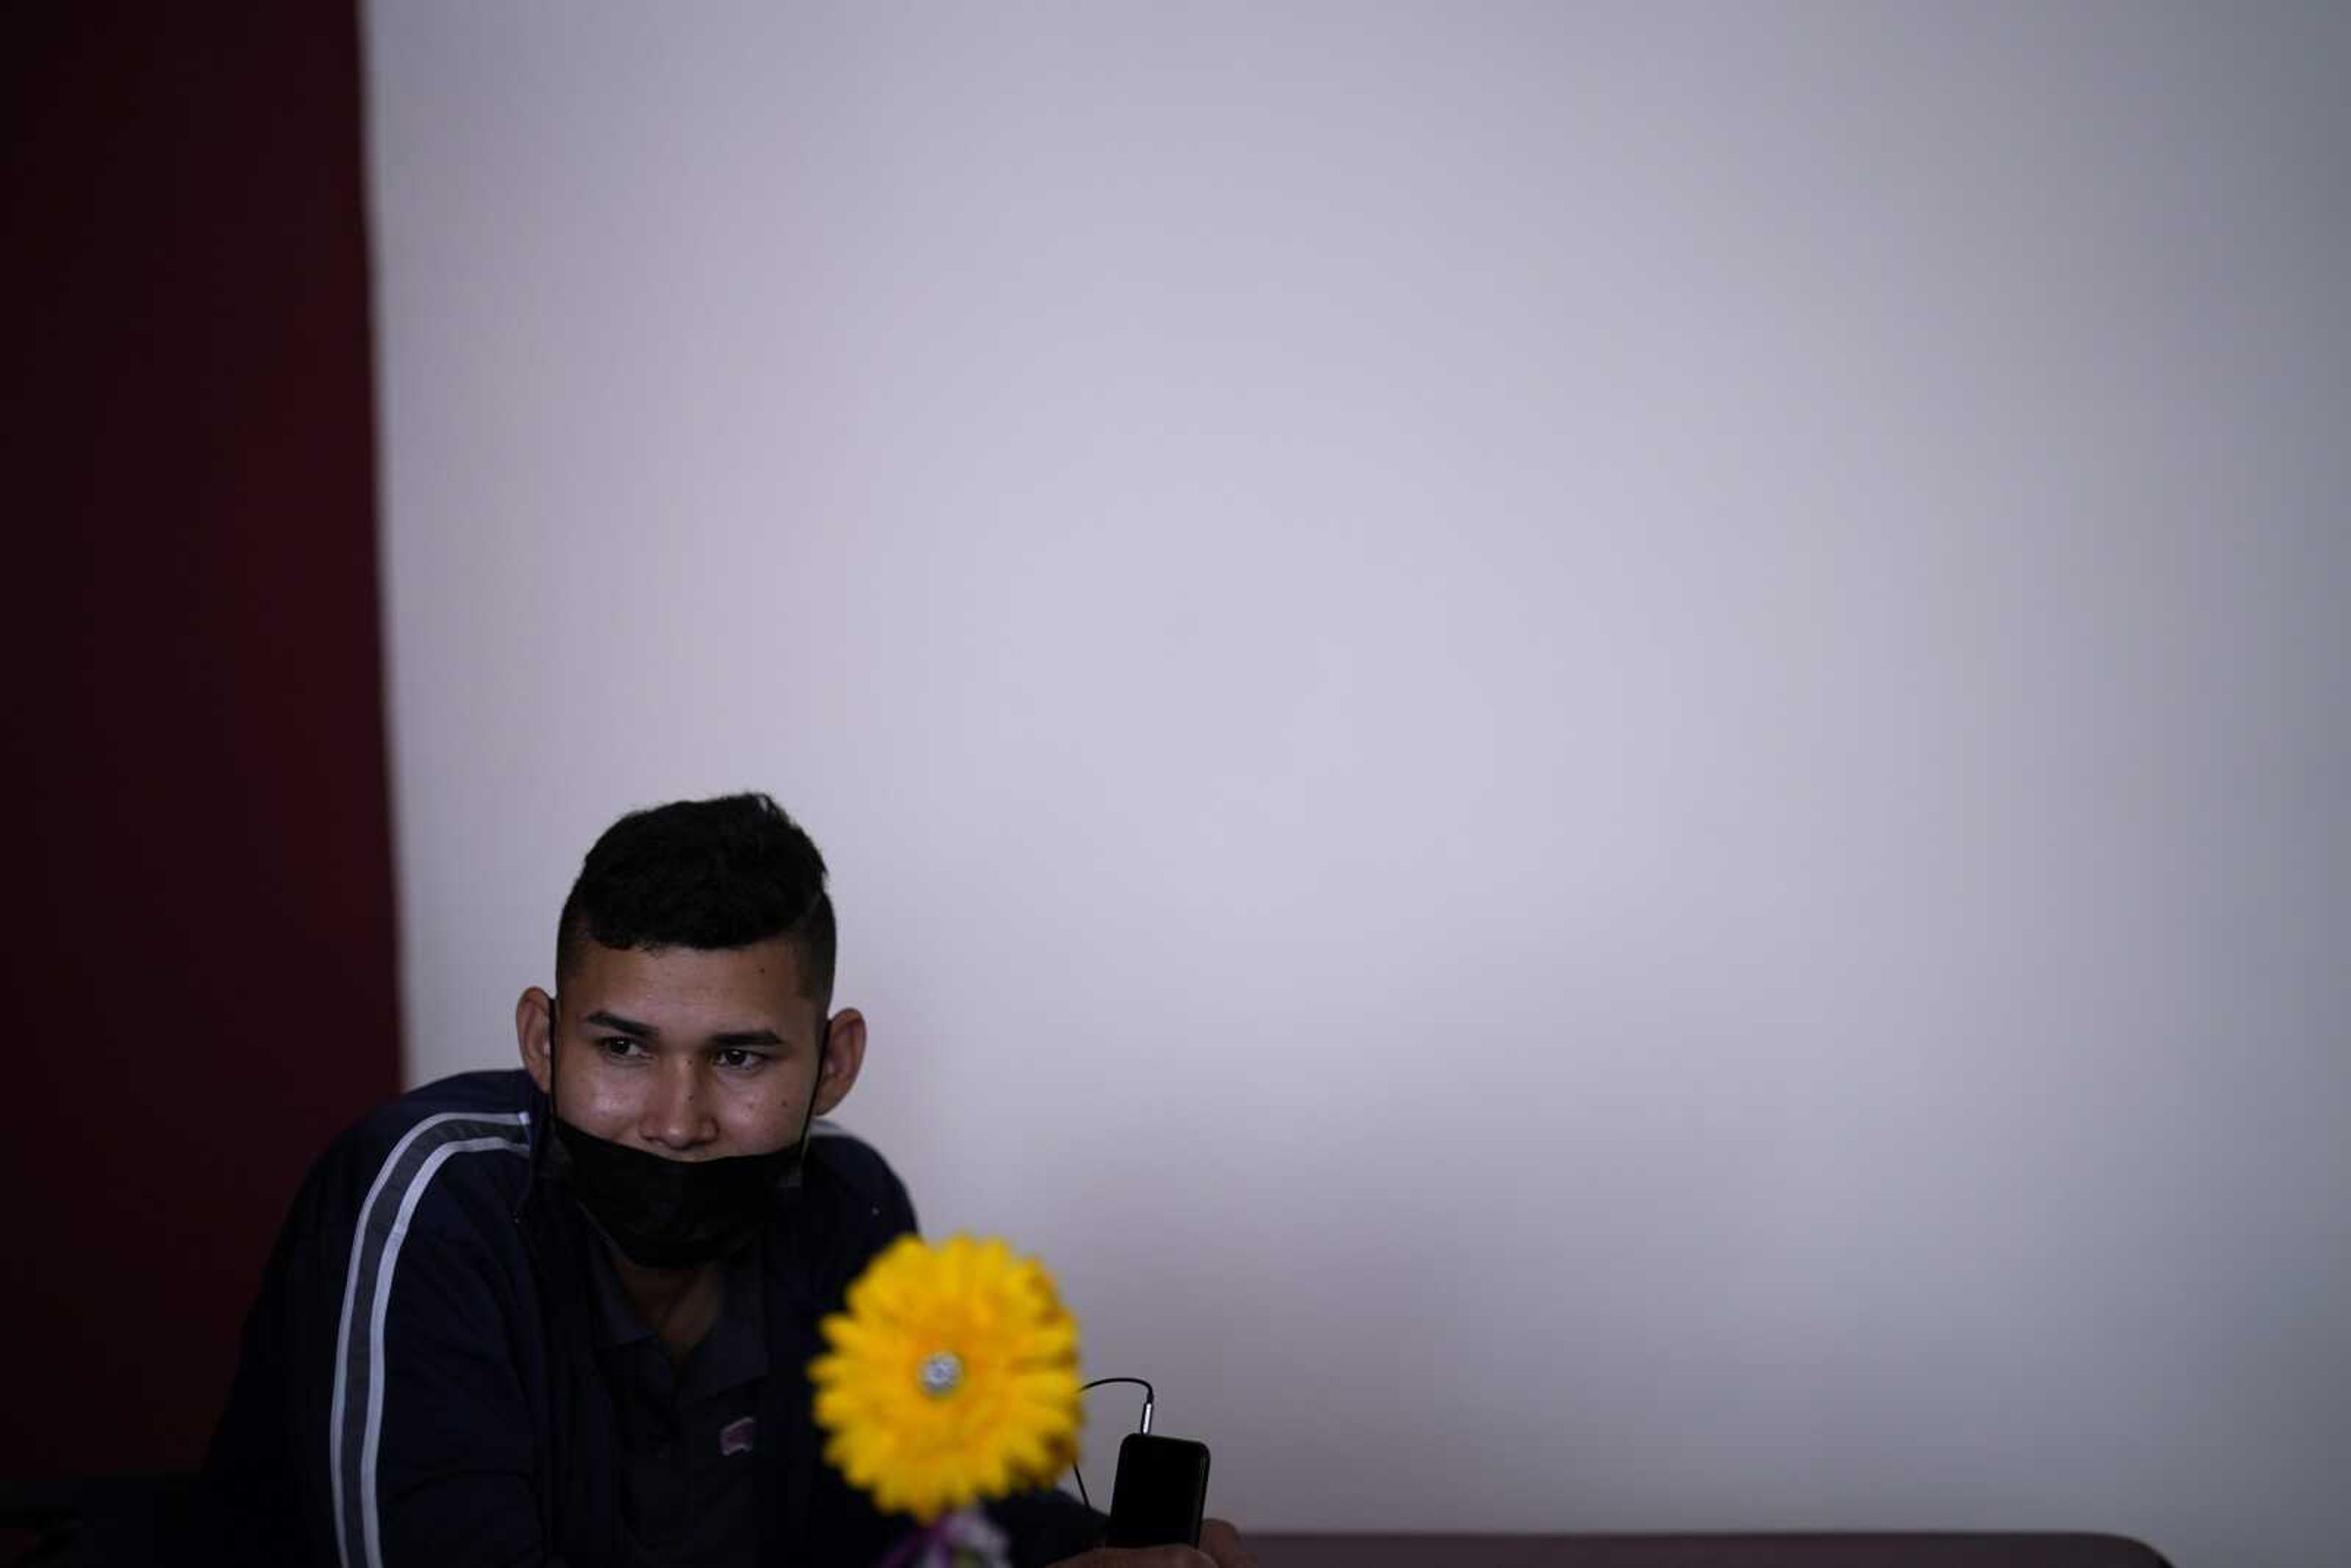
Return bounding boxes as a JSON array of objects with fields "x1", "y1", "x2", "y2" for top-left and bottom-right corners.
[{"x1": 555, "y1": 793, "x2": 836, "y2": 1009}]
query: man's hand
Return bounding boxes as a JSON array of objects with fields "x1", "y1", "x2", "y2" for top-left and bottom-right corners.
[{"x1": 1051, "y1": 1517, "x2": 1256, "y2": 1568}]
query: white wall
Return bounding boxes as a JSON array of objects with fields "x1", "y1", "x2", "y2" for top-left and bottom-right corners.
[{"x1": 363, "y1": 5, "x2": 2350, "y2": 1562}]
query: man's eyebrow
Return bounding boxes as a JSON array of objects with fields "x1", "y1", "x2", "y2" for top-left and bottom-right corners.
[{"x1": 580, "y1": 1011, "x2": 786, "y2": 1048}]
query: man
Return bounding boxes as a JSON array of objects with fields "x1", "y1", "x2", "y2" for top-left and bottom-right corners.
[{"x1": 200, "y1": 793, "x2": 1250, "y2": 1567}]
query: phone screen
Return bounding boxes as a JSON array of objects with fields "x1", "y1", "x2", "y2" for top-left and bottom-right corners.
[{"x1": 1104, "y1": 1432, "x2": 1211, "y2": 1548}]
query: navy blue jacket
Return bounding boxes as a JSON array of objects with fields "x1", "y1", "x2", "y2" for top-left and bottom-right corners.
[{"x1": 197, "y1": 1070, "x2": 1102, "y2": 1567}]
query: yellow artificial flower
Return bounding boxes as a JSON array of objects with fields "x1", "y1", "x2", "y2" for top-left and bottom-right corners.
[{"x1": 809, "y1": 1234, "x2": 1083, "y2": 1523}]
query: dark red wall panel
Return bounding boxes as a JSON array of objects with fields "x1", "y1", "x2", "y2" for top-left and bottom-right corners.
[{"x1": 2, "y1": 2, "x2": 399, "y2": 1479}]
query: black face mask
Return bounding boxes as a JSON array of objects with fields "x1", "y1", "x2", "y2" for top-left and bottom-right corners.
[{"x1": 542, "y1": 1006, "x2": 827, "y2": 1270}]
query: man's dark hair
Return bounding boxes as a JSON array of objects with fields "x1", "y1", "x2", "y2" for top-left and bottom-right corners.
[{"x1": 555, "y1": 793, "x2": 836, "y2": 1007}]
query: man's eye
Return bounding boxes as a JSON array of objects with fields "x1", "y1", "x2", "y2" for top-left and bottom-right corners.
[
  {"x1": 716, "y1": 1048, "x2": 768, "y2": 1071},
  {"x1": 596, "y1": 1037, "x2": 646, "y2": 1059}
]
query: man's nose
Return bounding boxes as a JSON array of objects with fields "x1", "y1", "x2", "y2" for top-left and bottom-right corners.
[{"x1": 639, "y1": 1061, "x2": 717, "y2": 1151}]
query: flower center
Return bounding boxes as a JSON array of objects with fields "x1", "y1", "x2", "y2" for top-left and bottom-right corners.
[{"x1": 917, "y1": 1351, "x2": 964, "y2": 1397}]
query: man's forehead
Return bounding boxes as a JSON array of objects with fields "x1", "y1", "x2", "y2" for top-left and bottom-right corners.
[{"x1": 567, "y1": 936, "x2": 814, "y2": 1015}]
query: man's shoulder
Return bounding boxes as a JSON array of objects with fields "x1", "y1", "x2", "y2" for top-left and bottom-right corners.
[
  {"x1": 337, "y1": 1068, "x2": 535, "y2": 1160},
  {"x1": 305, "y1": 1069, "x2": 538, "y2": 1228},
  {"x1": 804, "y1": 1119, "x2": 917, "y2": 1232}
]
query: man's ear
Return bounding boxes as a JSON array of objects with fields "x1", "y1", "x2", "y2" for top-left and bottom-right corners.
[
  {"x1": 813, "y1": 1007, "x2": 866, "y2": 1117},
  {"x1": 517, "y1": 986, "x2": 555, "y2": 1095}
]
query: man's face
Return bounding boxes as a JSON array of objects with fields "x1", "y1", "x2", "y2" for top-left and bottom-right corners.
[{"x1": 517, "y1": 936, "x2": 861, "y2": 1160}]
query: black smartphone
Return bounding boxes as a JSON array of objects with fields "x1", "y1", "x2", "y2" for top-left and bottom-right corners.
[{"x1": 1104, "y1": 1431, "x2": 1211, "y2": 1549}]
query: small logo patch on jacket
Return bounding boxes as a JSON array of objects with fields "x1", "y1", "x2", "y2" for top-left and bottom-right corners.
[{"x1": 719, "y1": 1416, "x2": 756, "y2": 1457}]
